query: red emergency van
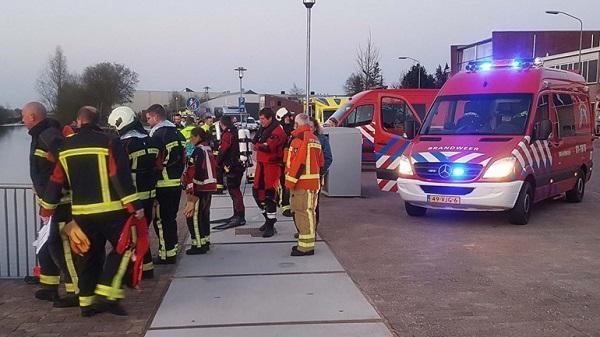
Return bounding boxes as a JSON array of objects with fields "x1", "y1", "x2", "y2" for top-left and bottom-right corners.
[
  {"x1": 326, "y1": 89, "x2": 438, "y2": 162},
  {"x1": 376, "y1": 59, "x2": 595, "y2": 224}
]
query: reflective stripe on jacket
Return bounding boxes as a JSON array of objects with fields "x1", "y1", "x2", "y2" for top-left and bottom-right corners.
[{"x1": 284, "y1": 125, "x2": 324, "y2": 191}]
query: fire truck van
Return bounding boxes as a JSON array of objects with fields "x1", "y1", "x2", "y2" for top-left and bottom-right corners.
[
  {"x1": 326, "y1": 89, "x2": 438, "y2": 162},
  {"x1": 376, "y1": 59, "x2": 595, "y2": 225}
]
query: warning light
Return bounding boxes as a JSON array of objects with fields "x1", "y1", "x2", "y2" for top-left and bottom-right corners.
[{"x1": 452, "y1": 166, "x2": 466, "y2": 177}]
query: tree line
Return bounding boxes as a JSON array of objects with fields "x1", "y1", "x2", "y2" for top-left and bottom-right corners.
[
  {"x1": 37, "y1": 46, "x2": 138, "y2": 124},
  {"x1": 343, "y1": 36, "x2": 450, "y2": 96}
]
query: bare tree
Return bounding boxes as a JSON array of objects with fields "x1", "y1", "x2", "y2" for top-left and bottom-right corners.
[
  {"x1": 37, "y1": 46, "x2": 69, "y2": 111},
  {"x1": 343, "y1": 34, "x2": 384, "y2": 95}
]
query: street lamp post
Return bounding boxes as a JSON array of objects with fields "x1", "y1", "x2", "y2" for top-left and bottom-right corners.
[
  {"x1": 234, "y1": 66, "x2": 247, "y2": 121},
  {"x1": 303, "y1": 0, "x2": 316, "y2": 116},
  {"x1": 546, "y1": 10, "x2": 583, "y2": 70},
  {"x1": 398, "y1": 56, "x2": 422, "y2": 88}
]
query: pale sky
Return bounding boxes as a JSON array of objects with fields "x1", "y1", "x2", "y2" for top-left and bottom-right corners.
[{"x1": 1, "y1": 0, "x2": 598, "y2": 108}]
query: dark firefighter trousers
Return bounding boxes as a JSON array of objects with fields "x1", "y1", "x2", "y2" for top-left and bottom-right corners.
[
  {"x1": 142, "y1": 198, "x2": 155, "y2": 272},
  {"x1": 75, "y1": 210, "x2": 129, "y2": 307},
  {"x1": 153, "y1": 187, "x2": 181, "y2": 261},
  {"x1": 186, "y1": 192, "x2": 212, "y2": 248},
  {"x1": 38, "y1": 204, "x2": 79, "y2": 294},
  {"x1": 225, "y1": 167, "x2": 245, "y2": 217}
]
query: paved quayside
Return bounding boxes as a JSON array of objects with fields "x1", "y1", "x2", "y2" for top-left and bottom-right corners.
[{"x1": 145, "y1": 184, "x2": 393, "y2": 337}]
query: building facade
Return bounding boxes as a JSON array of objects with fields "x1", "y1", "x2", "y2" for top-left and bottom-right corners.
[{"x1": 451, "y1": 31, "x2": 600, "y2": 74}]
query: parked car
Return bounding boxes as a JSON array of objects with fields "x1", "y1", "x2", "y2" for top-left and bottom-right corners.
[{"x1": 240, "y1": 116, "x2": 258, "y2": 131}]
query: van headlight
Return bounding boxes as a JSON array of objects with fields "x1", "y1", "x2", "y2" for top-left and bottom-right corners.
[
  {"x1": 483, "y1": 157, "x2": 516, "y2": 179},
  {"x1": 398, "y1": 155, "x2": 414, "y2": 176}
]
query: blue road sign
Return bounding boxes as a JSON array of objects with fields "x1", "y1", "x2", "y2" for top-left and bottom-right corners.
[
  {"x1": 238, "y1": 96, "x2": 246, "y2": 112},
  {"x1": 186, "y1": 97, "x2": 200, "y2": 112}
]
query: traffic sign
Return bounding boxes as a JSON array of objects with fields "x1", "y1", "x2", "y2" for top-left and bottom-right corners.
[
  {"x1": 238, "y1": 96, "x2": 246, "y2": 112},
  {"x1": 186, "y1": 97, "x2": 200, "y2": 112}
]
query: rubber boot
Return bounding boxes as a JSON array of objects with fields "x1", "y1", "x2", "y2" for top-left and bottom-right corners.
[
  {"x1": 215, "y1": 215, "x2": 246, "y2": 230},
  {"x1": 259, "y1": 212, "x2": 268, "y2": 232},
  {"x1": 54, "y1": 293, "x2": 79, "y2": 308},
  {"x1": 262, "y1": 219, "x2": 276, "y2": 238},
  {"x1": 35, "y1": 287, "x2": 59, "y2": 302},
  {"x1": 93, "y1": 298, "x2": 128, "y2": 316}
]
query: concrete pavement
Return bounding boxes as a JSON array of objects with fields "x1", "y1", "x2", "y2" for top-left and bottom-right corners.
[{"x1": 145, "y1": 186, "x2": 393, "y2": 337}]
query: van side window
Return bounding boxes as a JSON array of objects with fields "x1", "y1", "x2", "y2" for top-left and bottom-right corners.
[
  {"x1": 381, "y1": 97, "x2": 408, "y2": 135},
  {"x1": 573, "y1": 95, "x2": 591, "y2": 134},
  {"x1": 553, "y1": 93, "x2": 576, "y2": 138},
  {"x1": 342, "y1": 105, "x2": 374, "y2": 127},
  {"x1": 535, "y1": 95, "x2": 549, "y2": 123}
]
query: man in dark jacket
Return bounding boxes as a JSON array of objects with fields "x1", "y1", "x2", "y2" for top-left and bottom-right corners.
[
  {"x1": 22, "y1": 101, "x2": 79, "y2": 307},
  {"x1": 40, "y1": 106, "x2": 144, "y2": 317},
  {"x1": 145, "y1": 104, "x2": 186, "y2": 265},
  {"x1": 212, "y1": 116, "x2": 246, "y2": 229}
]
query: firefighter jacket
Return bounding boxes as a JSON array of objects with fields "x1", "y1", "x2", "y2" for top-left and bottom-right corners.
[
  {"x1": 28, "y1": 118, "x2": 65, "y2": 200},
  {"x1": 252, "y1": 120, "x2": 286, "y2": 165},
  {"x1": 39, "y1": 124, "x2": 142, "y2": 217},
  {"x1": 120, "y1": 129, "x2": 163, "y2": 201},
  {"x1": 180, "y1": 124, "x2": 195, "y2": 142},
  {"x1": 284, "y1": 124, "x2": 324, "y2": 191},
  {"x1": 150, "y1": 120, "x2": 186, "y2": 189},
  {"x1": 183, "y1": 143, "x2": 217, "y2": 195},
  {"x1": 217, "y1": 126, "x2": 242, "y2": 170}
]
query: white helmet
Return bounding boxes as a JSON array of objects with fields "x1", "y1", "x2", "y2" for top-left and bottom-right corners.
[
  {"x1": 276, "y1": 107, "x2": 291, "y2": 121},
  {"x1": 108, "y1": 106, "x2": 137, "y2": 131}
]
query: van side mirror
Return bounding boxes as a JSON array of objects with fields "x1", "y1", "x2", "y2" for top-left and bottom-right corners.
[
  {"x1": 404, "y1": 120, "x2": 417, "y2": 139},
  {"x1": 534, "y1": 120, "x2": 552, "y2": 140}
]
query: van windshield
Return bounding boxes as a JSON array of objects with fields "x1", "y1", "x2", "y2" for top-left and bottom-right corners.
[
  {"x1": 328, "y1": 102, "x2": 352, "y2": 124},
  {"x1": 420, "y1": 94, "x2": 533, "y2": 135}
]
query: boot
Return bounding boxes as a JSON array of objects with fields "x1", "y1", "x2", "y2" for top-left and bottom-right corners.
[
  {"x1": 153, "y1": 256, "x2": 176, "y2": 265},
  {"x1": 291, "y1": 245, "x2": 314, "y2": 256},
  {"x1": 214, "y1": 216, "x2": 246, "y2": 230},
  {"x1": 210, "y1": 215, "x2": 235, "y2": 224},
  {"x1": 282, "y1": 209, "x2": 293, "y2": 217},
  {"x1": 93, "y1": 299, "x2": 128, "y2": 316},
  {"x1": 185, "y1": 246, "x2": 209, "y2": 255},
  {"x1": 262, "y1": 219, "x2": 276, "y2": 238},
  {"x1": 81, "y1": 306, "x2": 99, "y2": 317},
  {"x1": 35, "y1": 288, "x2": 59, "y2": 302},
  {"x1": 294, "y1": 233, "x2": 299, "y2": 239},
  {"x1": 259, "y1": 212, "x2": 268, "y2": 231},
  {"x1": 142, "y1": 269, "x2": 154, "y2": 279},
  {"x1": 53, "y1": 294, "x2": 79, "y2": 308}
]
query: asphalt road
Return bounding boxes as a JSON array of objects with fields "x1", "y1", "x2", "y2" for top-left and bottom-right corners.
[{"x1": 319, "y1": 145, "x2": 600, "y2": 337}]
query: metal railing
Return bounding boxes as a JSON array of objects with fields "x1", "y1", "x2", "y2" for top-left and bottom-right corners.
[{"x1": 0, "y1": 184, "x2": 40, "y2": 278}]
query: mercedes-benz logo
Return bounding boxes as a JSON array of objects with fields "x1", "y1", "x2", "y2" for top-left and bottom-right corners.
[{"x1": 438, "y1": 164, "x2": 451, "y2": 178}]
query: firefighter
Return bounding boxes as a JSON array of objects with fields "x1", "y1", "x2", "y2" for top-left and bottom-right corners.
[
  {"x1": 212, "y1": 115, "x2": 246, "y2": 230},
  {"x1": 108, "y1": 106, "x2": 162, "y2": 279},
  {"x1": 180, "y1": 116, "x2": 197, "y2": 157},
  {"x1": 285, "y1": 113, "x2": 324, "y2": 256},
  {"x1": 40, "y1": 106, "x2": 144, "y2": 316},
  {"x1": 182, "y1": 128, "x2": 217, "y2": 254},
  {"x1": 252, "y1": 108, "x2": 286, "y2": 238},
  {"x1": 201, "y1": 115, "x2": 222, "y2": 193},
  {"x1": 276, "y1": 108, "x2": 294, "y2": 217},
  {"x1": 22, "y1": 102, "x2": 79, "y2": 307},
  {"x1": 145, "y1": 104, "x2": 186, "y2": 265},
  {"x1": 173, "y1": 113, "x2": 184, "y2": 130}
]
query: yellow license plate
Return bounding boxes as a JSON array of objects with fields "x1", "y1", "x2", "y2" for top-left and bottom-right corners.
[{"x1": 428, "y1": 195, "x2": 461, "y2": 204}]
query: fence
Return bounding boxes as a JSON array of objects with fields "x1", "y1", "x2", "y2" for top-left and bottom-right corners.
[{"x1": 0, "y1": 184, "x2": 40, "y2": 278}]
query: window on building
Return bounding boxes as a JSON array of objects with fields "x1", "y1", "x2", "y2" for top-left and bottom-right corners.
[
  {"x1": 588, "y1": 60, "x2": 598, "y2": 83},
  {"x1": 582, "y1": 61, "x2": 589, "y2": 80},
  {"x1": 560, "y1": 64, "x2": 569, "y2": 70}
]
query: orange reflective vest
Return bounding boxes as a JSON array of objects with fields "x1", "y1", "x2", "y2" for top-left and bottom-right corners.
[{"x1": 284, "y1": 125, "x2": 324, "y2": 191}]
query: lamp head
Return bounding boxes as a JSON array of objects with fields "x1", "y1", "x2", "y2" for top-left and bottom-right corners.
[{"x1": 303, "y1": 0, "x2": 316, "y2": 9}]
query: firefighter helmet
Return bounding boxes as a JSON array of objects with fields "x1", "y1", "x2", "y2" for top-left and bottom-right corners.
[
  {"x1": 276, "y1": 107, "x2": 291, "y2": 121},
  {"x1": 108, "y1": 106, "x2": 137, "y2": 131}
]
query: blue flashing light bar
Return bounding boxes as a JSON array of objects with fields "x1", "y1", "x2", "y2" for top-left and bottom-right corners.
[{"x1": 466, "y1": 58, "x2": 543, "y2": 72}]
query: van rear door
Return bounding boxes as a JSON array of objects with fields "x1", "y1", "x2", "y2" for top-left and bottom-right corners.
[{"x1": 374, "y1": 95, "x2": 423, "y2": 192}]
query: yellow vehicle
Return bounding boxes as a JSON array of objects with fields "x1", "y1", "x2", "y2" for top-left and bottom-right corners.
[{"x1": 311, "y1": 96, "x2": 350, "y2": 123}]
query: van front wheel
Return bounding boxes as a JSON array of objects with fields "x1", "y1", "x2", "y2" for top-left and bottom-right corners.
[
  {"x1": 565, "y1": 170, "x2": 585, "y2": 203},
  {"x1": 509, "y1": 181, "x2": 533, "y2": 225},
  {"x1": 405, "y1": 202, "x2": 427, "y2": 217}
]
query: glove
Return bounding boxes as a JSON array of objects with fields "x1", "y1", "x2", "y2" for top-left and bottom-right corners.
[
  {"x1": 184, "y1": 194, "x2": 199, "y2": 218},
  {"x1": 62, "y1": 220, "x2": 90, "y2": 256}
]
